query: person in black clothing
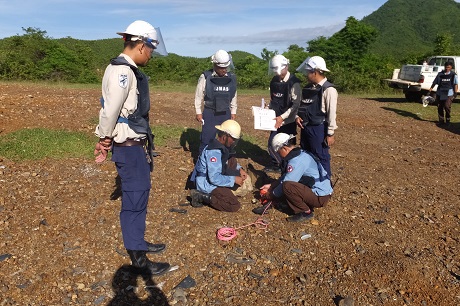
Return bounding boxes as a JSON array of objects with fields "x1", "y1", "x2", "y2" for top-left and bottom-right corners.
[
  {"x1": 295, "y1": 56, "x2": 338, "y2": 179},
  {"x1": 429, "y1": 61, "x2": 458, "y2": 126},
  {"x1": 264, "y1": 54, "x2": 301, "y2": 173}
]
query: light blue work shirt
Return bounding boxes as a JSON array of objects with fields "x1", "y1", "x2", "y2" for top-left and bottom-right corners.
[
  {"x1": 194, "y1": 141, "x2": 241, "y2": 194},
  {"x1": 273, "y1": 149, "x2": 333, "y2": 198}
]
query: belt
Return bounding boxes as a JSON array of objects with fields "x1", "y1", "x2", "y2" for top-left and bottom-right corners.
[{"x1": 113, "y1": 139, "x2": 146, "y2": 147}]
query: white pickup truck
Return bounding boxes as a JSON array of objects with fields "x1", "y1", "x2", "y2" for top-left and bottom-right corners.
[{"x1": 383, "y1": 55, "x2": 460, "y2": 102}]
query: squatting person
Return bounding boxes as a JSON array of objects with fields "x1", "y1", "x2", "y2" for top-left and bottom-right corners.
[
  {"x1": 252, "y1": 133, "x2": 333, "y2": 222},
  {"x1": 189, "y1": 120, "x2": 248, "y2": 212}
]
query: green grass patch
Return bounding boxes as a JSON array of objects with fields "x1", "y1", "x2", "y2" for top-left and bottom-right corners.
[
  {"x1": 152, "y1": 125, "x2": 187, "y2": 147},
  {"x1": 384, "y1": 100, "x2": 460, "y2": 123},
  {"x1": 0, "y1": 128, "x2": 94, "y2": 161},
  {"x1": 0, "y1": 124, "x2": 268, "y2": 162}
]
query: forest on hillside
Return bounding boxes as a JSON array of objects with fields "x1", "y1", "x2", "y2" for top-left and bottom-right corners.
[{"x1": 1, "y1": 0, "x2": 459, "y2": 93}]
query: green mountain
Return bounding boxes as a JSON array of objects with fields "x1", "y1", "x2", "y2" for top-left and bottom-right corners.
[{"x1": 362, "y1": 0, "x2": 460, "y2": 58}]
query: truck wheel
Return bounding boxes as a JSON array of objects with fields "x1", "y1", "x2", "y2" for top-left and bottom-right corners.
[{"x1": 404, "y1": 92, "x2": 422, "y2": 102}]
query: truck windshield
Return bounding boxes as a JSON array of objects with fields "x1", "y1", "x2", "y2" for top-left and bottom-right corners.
[{"x1": 428, "y1": 57, "x2": 455, "y2": 69}]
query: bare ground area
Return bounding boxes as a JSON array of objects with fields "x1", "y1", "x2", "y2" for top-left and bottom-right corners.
[{"x1": 1, "y1": 82, "x2": 460, "y2": 305}]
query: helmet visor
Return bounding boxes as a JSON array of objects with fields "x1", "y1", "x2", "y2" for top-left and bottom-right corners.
[
  {"x1": 268, "y1": 63, "x2": 287, "y2": 76},
  {"x1": 296, "y1": 57, "x2": 311, "y2": 76},
  {"x1": 146, "y1": 27, "x2": 167, "y2": 56}
]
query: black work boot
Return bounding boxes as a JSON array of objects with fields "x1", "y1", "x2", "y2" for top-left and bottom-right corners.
[
  {"x1": 127, "y1": 250, "x2": 170, "y2": 276},
  {"x1": 286, "y1": 211, "x2": 314, "y2": 223},
  {"x1": 252, "y1": 202, "x2": 273, "y2": 215},
  {"x1": 145, "y1": 242, "x2": 166, "y2": 254},
  {"x1": 190, "y1": 189, "x2": 211, "y2": 208}
]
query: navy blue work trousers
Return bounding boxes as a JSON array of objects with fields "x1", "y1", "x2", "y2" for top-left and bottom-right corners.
[
  {"x1": 299, "y1": 122, "x2": 331, "y2": 178},
  {"x1": 111, "y1": 145, "x2": 151, "y2": 251},
  {"x1": 199, "y1": 107, "x2": 231, "y2": 154}
]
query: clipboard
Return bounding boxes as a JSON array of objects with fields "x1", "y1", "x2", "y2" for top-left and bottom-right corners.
[{"x1": 252, "y1": 106, "x2": 276, "y2": 131}]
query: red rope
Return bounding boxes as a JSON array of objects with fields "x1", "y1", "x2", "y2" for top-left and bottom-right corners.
[{"x1": 216, "y1": 201, "x2": 271, "y2": 241}]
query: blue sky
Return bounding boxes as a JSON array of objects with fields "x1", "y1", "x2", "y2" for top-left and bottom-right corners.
[{"x1": 0, "y1": 0, "x2": 390, "y2": 58}]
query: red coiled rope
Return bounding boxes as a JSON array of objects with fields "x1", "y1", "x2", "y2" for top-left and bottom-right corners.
[{"x1": 216, "y1": 201, "x2": 271, "y2": 241}]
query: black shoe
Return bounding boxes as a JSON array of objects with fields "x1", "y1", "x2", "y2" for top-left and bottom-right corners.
[
  {"x1": 144, "y1": 261, "x2": 171, "y2": 276},
  {"x1": 190, "y1": 189, "x2": 211, "y2": 207},
  {"x1": 252, "y1": 203, "x2": 272, "y2": 215},
  {"x1": 146, "y1": 242, "x2": 166, "y2": 254},
  {"x1": 286, "y1": 211, "x2": 314, "y2": 222},
  {"x1": 263, "y1": 165, "x2": 281, "y2": 173},
  {"x1": 190, "y1": 189, "x2": 204, "y2": 207},
  {"x1": 127, "y1": 250, "x2": 171, "y2": 276}
]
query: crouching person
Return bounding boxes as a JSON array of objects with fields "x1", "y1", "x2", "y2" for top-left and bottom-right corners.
[
  {"x1": 253, "y1": 133, "x2": 333, "y2": 222},
  {"x1": 190, "y1": 120, "x2": 248, "y2": 212}
]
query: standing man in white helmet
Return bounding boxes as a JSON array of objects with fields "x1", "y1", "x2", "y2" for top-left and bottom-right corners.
[
  {"x1": 295, "y1": 56, "x2": 338, "y2": 180},
  {"x1": 264, "y1": 54, "x2": 301, "y2": 173},
  {"x1": 252, "y1": 133, "x2": 333, "y2": 222},
  {"x1": 93, "y1": 20, "x2": 171, "y2": 276},
  {"x1": 189, "y1": 120, "x2": 248, "y2": 212},
  {"x1": 194, "y1": 50, "x2": 238, "y2": 155}
]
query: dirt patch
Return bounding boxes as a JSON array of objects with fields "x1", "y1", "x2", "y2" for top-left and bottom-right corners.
[{"x1": 1, "y1": 82, "x2": 460, "y2": 305}]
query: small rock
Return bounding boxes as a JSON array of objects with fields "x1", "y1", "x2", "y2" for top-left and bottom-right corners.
[
  {"x1": 226, "y1": 253, "x2": 255, "y2": 264},
  {"x1": 290, "y1": 248, "x2": 303, "y2": 254},
  {"x1": 172, "y1": 288, "x2": 187, "y2": 303},
  {"x1": 94, "y1": 296, "x2": 105, "y2": 305},
  {"x1": 297, "y1": 274, "x2": 308, "y2": 283},
  {"x1": 174, "y1": 275, "x2": 196, "y2": 289},
  {"x1": 269, "y1": 268, "x2": 280, "y2": 277},
  {"x1": 0, "y1": 254, "x2": 12, "y2": 262},
  {"x1": 310, "y1": 219, "x2": 319, "y2": 226},
  {"x1": 248, "y1": 272, "x2": 263, "y2": 280},
  {"x1": 404, "y1": 248, "x2": 412, "y2": 257},
  {"x1": 339, "y1": 296, "x2": 354, "y2": 306}
]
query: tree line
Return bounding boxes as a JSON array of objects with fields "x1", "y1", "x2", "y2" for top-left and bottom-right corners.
[{"x1": 0, "y1": 17, "x2": 449, "y2": 93}]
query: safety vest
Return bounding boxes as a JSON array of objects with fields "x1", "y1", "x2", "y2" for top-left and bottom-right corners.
[
  {"x1": 437, "y1": 70, "x2": 456, "y2": 100},
  {"x1": 269, "y1": 74, "x2": 301, "y2": 117},
  {"x1": 101, "y1": 56, "x2": 155, "y2": 170},
  {"x1": 298, "y1": 81, "x2": 334, "y2": 126},
  {"x1": 203, "y1": 70, "x2": 237, "y2": 112}
]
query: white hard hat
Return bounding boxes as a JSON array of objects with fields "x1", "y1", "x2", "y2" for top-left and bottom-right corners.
[
  {"x1": 269, "y1": 54, "x2": 289, "y2": 76},
  {"x1": 117, "y1": 20, "x2": 168, "y2": 56},
  {"x1": 296, "y1": 56, "x2": 330, "y2": 74},
  {"x1": 211, "y1": 50, "x2": 232, "y2": 68},
  {"x1": 422, "y1": 95, "x2": 435, "y2": 107},
  {"x1": 215, "y1": 120, "x2": 241, "y2": 139},
  {"x1": 272, "y1": 133, "x2": 295, "y2": 152}
]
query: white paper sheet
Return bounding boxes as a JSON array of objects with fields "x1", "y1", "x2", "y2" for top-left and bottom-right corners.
[{"x1": 252, "y1": 106, "x2": 277, "y2": 131}]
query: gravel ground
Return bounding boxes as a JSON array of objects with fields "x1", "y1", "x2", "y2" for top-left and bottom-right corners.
[{"x1": 1, "y1": 83, "x2": 460, "y2": 305}]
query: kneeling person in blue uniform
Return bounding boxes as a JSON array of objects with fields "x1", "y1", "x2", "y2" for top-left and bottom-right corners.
[
  {"x1": 190, "y1": 120, "x2": 248, "y2": 212},
  {"x1": 253, "y1": 133, "x2": 333, "y2": 222}
]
